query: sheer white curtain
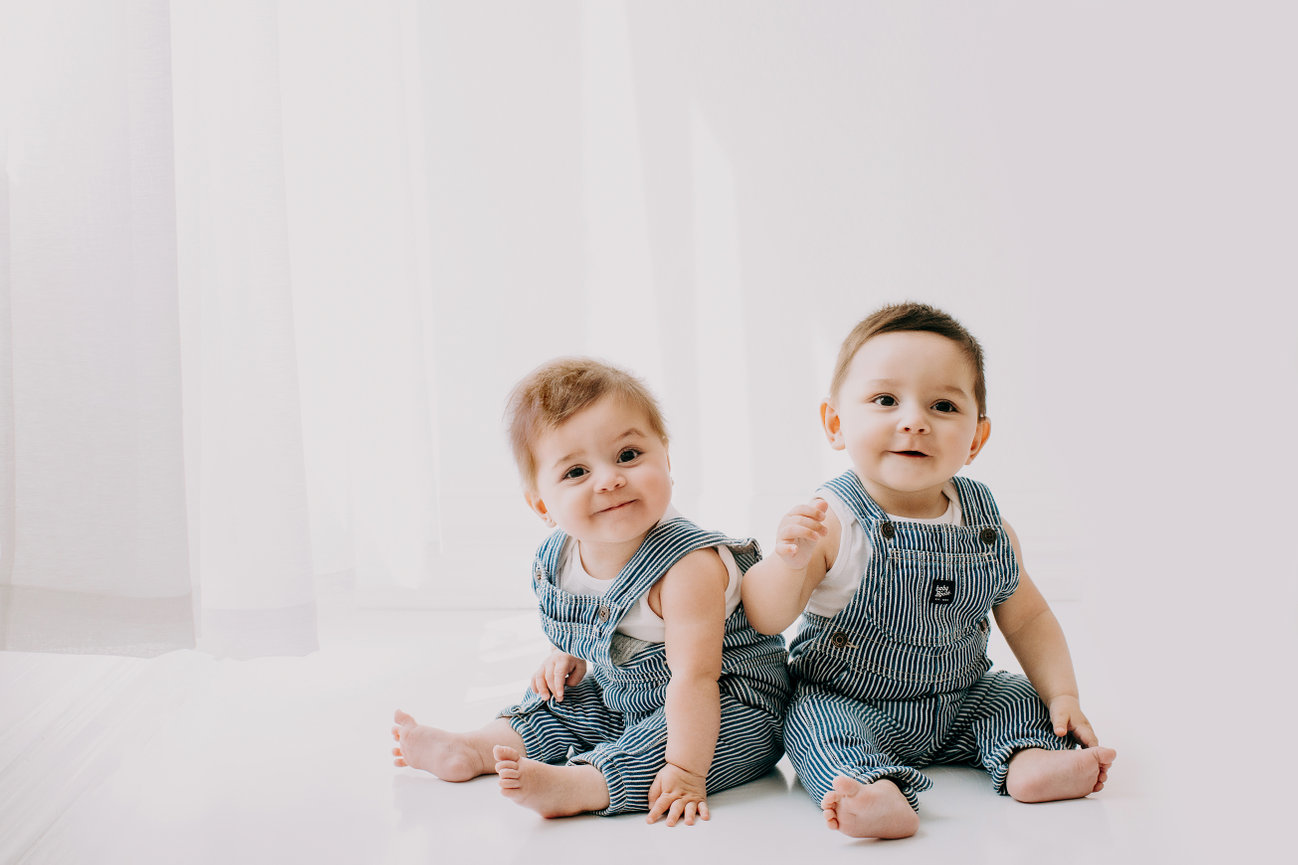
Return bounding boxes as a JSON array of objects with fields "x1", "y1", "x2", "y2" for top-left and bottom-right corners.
[
  {"x1": 4, "y1": 0, "x2": 1295, "y2": 663},
  {"x1": 3, "y1": 0, "x2": 466, "y2": 657},
  {"x1": 0, "y1": 0, "x2": 776, "y2": 658}
]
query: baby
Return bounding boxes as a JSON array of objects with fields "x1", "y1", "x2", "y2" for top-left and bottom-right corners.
[
  {"x1": 741, "y1": 302, "x2": 1115, "y2": 838},
  {"x1": 392, "y1": 358, "x2": 791, "y2": 824}
]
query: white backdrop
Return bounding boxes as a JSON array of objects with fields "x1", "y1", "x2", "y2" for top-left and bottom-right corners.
[{"x1": 1, "y1": 0, "x2": 1294, "y2": 688}]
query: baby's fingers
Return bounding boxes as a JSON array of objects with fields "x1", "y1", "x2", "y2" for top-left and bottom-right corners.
[
  {"x1": 788, "y1": 498, "x2": 829, "y2": 518},
  {"x1": 646, "y1": 793, "x2": 670, "y2": 824},
  {"x1": 546, "y1": 664, "x2": 566, "y2": 702},
  {"x1": 531, "y1": 671, "x2": 551, "y2": 701},
  {"x1": 780, "y1": 515, "x2": 827, "y2": 541},
  {"x1": 1071, "y1": 718, "x2": 1099, "y2": 748}
]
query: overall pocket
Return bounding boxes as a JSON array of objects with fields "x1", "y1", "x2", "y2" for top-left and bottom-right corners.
[{"x1": 862, "y1": 548, "x2": 1000, "y2": 647}]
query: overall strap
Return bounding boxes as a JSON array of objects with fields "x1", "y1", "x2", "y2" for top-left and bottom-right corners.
[
  {"x1": 949, "y1": 476, "x2": 1002, "y2": 527},
  {"x1": 821, "y1": 469, "x2": 888, "y2": 526},
  {"x1": 532, "y1": 528, "x2": 572, "y2": 585},
  {"x1": 603, "y1": 516, "x2": 743, "y2": 607}
]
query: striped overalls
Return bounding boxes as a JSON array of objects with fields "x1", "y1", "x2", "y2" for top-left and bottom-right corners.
[
  {"x1": 500, "y1": 516, "x2": 792, "y2": 816},
  {"x1": 784, "y1": 471, "x2": 1071, "y2": 810}
]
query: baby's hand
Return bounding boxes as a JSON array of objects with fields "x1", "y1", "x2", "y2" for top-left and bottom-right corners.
[
  {"x1": 647, "y1": 762, "x2": 709, "y2": 826},
  {"x1": 530, "y1": 651, "x2": 586, "y2": 702},
  {"x1": 774, "y1": 499, "x2": 829, "y2": 570},
  {"x1": 1048, "y1": 695, "x2": 1099, "y2": 747}
]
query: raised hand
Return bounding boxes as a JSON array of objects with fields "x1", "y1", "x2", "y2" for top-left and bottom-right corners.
[{"x1": 774, "y1": 498, "x2": 829, "y2": 569}]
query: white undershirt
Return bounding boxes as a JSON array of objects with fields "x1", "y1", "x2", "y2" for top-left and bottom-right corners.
[
  {"x1": 556, "y1": 509, "x2": 743, "y2": 642},
  {"x1": 805, "y1": 481, "x2": 963, "y2": 618}
]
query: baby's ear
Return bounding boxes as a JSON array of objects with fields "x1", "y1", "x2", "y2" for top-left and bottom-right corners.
[
  {"x1": 524, "y1": 490, "x2": 556, "y2": 526},
  {"x1": 966, "y1": 417, "x2": 992, "y2": 464},
  {"x1": 820, "y1": 399, "x2": 845, "y2": 450}
]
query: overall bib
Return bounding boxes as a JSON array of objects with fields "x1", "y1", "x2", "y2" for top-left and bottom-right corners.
[
  {"x1": 784, "y1": 471, "x2": 1071, "y2": 810},
  {"x1": 501, "y1": 516, "x2": 791, "y2": 815}
]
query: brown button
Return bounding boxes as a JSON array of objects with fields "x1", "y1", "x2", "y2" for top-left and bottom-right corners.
[
  {"x1": 597, "y1": 606, "x2": 610, "y2": 622},
  {"x1": 880, "y1": 522, "x2": 896, "y2": 540},
  {"x1": 980, "y1": 528, "x2": 998, "y2": 545},
  {"x1": 829, "y1": 631, "x2": 849, "y2": 648},
  {"x1": 533, "y1": 564, "x2": 545, "y2": 582}
]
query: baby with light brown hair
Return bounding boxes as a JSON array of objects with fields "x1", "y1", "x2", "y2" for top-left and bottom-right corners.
[{"x1": 393, "y1": 357, "x2": 791, "y2": 824}]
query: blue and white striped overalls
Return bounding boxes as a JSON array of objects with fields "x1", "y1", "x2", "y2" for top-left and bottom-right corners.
[
  {"x1": 500, "y1": 515, "x2": 792, "y2": 816},
  {"x1": 784, "y1": 471, "x2": 1072, "y2": 811}
]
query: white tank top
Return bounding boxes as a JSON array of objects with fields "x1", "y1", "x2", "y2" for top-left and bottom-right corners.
[
  {"x1": 556, "y1": 511, "x2": 743, "y2": 642},
  {"x1": 806, "y1": 481, "x2": 963, "y2": 618}
]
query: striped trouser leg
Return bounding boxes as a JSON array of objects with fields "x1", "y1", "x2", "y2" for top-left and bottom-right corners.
[
  {"x1": 784, "y1": 684, "x2": 932, "y2": 811},
  {"x1": 571, "y1": 694, "x2": 786, "y2": 816},
  {"x1": 937, "y1": 670, "x2": 1073, "y2": 795},
  {"x1": 500, "y1": 679, "x2": 625, "y2": 764}
]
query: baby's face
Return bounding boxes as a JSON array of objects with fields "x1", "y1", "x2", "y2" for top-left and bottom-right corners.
[
  {"x1": 525, "y1": 394, "x2": 672, "y2": 552},
  {"x1": 824, "y1": 330, "x2": 989, "y2": 517}
]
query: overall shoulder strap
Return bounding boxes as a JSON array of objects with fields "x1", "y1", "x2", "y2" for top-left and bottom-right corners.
[
  {"x1": 949, "y1": 476, "x2": 1002, "y2": 526},
  {"x1": 532, "y1": 529, "x2": 571, "y2": 583},
  {"x1": 604, "y1": 516, "x2": 739, "y2": 606},
  {"x1": 821, "y1": 469, "x2": 888, "y2": 525}
]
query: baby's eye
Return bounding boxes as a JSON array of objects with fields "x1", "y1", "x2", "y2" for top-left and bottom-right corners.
[
  {"x1": 871, "y1": 395, "x2": 898, "y2": 407},
  {"x1": 616, "y1": 448, "x2": 642, "y2": 464},
  {"x1": 563, "y1": 466, "x2": 588, "y2": 481},
  {"x1": 932, "y1": 400, "x2": 958, "y2": 413}
]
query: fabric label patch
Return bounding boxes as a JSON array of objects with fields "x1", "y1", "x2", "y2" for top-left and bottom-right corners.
[{"x1": 929, "y1": 579, "x2": 955, "y2": 605}]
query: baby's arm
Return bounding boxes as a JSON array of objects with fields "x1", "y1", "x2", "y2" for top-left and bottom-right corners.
[
  {"x1": 645, "y1": 548, "x2": 729, "y2": 826},
  {"x1": 740, "y1": 499, "x2": 839, "y2": 635},
  {"x1": 993, "y1": 520, "x2": 1099, "y2": 747}
]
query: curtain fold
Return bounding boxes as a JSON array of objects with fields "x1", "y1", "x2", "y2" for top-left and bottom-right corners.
[{"x1": 2, "y1": 0, "x2": 192, "y2": 656}]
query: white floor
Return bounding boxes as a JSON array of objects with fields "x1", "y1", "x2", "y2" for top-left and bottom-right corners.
[{"x1": 0, "y1": 601, "x2": 1281, "y2": 864}]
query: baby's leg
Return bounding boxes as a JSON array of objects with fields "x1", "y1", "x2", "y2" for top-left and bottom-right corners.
[
  {"x1": 701, "y1": 693, "x2": 785, "y2": 795},
  {"x1": 821, "y1": 777, "x2": 918, "y2": 839},
  {"x1": 493, "y1": 745, "x2": 611, "y2": 818},
  {"x1": 1005, "y1": 746, "x2": 1116, "y2": 803},
  {"x1": 784, "y1": 684, "x2": 931, "y2": 837},
  {"x1": 391, "y1": 710, "x2": 523, "y2": 781},
  {"x1": 952, "y1": 670, "x2": 1116, "y2": 801}
]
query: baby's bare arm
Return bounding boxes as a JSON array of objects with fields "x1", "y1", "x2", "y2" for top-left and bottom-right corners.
[
  {"x1": 646, "y1": 548, "x2": 728, "y2": 825},
  {"x1": 741, "y1": 500, "x2": 838, "y2": 635},
  {"x1": 993, "y1": 520, "x2": 1099, "y2": 746}
]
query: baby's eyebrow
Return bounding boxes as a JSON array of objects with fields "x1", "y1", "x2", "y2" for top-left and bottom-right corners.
[
  {"x1": 868, "y1": 379, "x2": 972, "y2": 398},
  {"x1": 550, "y1": 429, "x2": 650, "y2": 469},
  {"x1": 550, "y1": 450, "x2": 584, "y2": 469}
]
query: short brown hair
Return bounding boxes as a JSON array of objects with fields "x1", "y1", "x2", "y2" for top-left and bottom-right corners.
[
  {"x1": 829, "y1": 302, "x2": 988, "y2": 417},
  {"x1": 505, "y1": 357, "x2": 669, "y2": 488}
]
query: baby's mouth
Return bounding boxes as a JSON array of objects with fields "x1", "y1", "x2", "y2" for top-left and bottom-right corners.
[{"x1": 891, "y1": 450, "x2": 928, "y2": 458}]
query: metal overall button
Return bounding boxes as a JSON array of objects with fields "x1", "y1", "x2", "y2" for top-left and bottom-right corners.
[
  {"x1": 829, "y1": 631, "x2": 853, "y2": 649},
  {"x1": 533, "y1": 563, "x2": 545, "y2": 582},
  {"x1": 879, "y1": 521, "x2": 896, "y2": 540},
  {"x1": 597, "y1": 605, "x2": 610, "y2": 622},
  {"x1": 980, "y1": 528, "x2": 998, "y2": 545}
]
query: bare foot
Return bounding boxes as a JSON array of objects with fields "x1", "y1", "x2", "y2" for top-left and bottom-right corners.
[
  {"x1": 391, "y1": 710, "x2": 492, "y2": 781},
  {"x1": 493, "y1": 745, "x2": 610, "y2": 818},
  {"x1": 1005, "y1": 746, "x2": 1117, "y2": 803},
  {"x1": 820, "y1": 776, "x2": 918, "y2": 839}
]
